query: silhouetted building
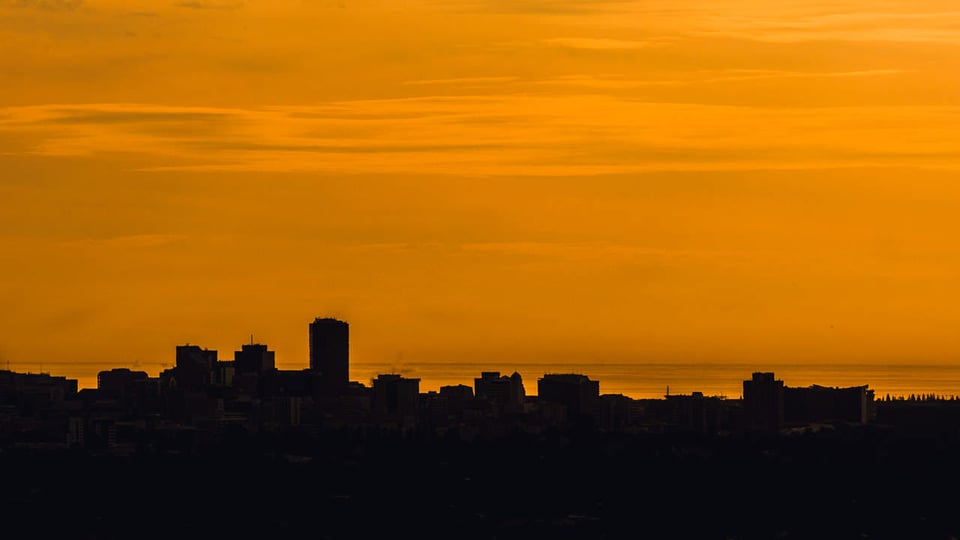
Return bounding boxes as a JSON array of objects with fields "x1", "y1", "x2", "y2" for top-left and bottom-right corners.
[
  {"x1": 419, "y1": 391, "x2": 451, "y2": 428},
  {"x1": 234, "y1": 343, "x2": 275, "y2": 375},
  {"x1": 97, "y1": 368, "x2": 155, "y2": 413},
  {"x1": 97, "y1": 368, "x2": 149, "y2": 397},
  {"x1": 664, "y1": 392, "x2": 732, "y2": 435},
  {"x1": 214, "y1": 360, "x2": 235, "y2": 387},
  {"x1": 743, "y1": 372, "x2": 784, "y2": 432},
  {"x1": 0, "y1": 370, "x2": 78, "y2": 409},
  {"x1": 372, "y1": 374, "x2": 419, "y2": 426},
  {"x1": 309, "y1": 317, "x2": 349, "y2": 395},
  {"x1": 784, "y1": 384, "x2": 875, "y2": 425},
  {"x1": 474, "y1": 371, "x2": 525, "y2": 416},
  {"x1": 336, "y1": 381, "x2": 374, "y2": 425},
  {"x1": 440, "y1": 384, "x2": 474, "y2": 401},
  {"x1": 261, "y1": 396, "x2": 302, "y2": 428},
  {"x1": 537, "y1": 373, "x2": 600, "y2": 425},
  {"x1": 0, "y1": 370, "x2": 78, "y2": 450},
  {"x1": 437, "y1": 384, "x2": 474, "y2": 420},
  {"x1": 159, "y1": 345, "x2": 220, "y2": 421},
  {"x1": 875, "y1": 397, "x2": 960, "y2": 435},
  {"x1": 173, "y1": 345, "x2": 218, "y2": 389},
  {"x1": 176, "y1": 345, "x2": 217, "y2": 371},
  {"x1": 261, "y1": 369, "x2": 313, "y2": 397},
  {"x1": 600, "y1": 393, "x2": 636, "y2": 431}
]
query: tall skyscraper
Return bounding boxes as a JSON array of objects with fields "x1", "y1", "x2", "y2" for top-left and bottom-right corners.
[{"x1": 309, "y1": 317, "x2": 349, "y2": 395}]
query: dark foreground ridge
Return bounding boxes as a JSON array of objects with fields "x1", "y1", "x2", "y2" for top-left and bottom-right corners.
[
  {"x1": 3, "y1": 317, "x2": 960, "y2": 539},
  {"x1": 4, "y1": 425, "x2": 960, "y2": 540}
]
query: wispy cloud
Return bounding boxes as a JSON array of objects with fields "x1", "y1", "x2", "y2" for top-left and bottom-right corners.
[
  {"x1": 527, "y1": 68, "x2": 905, "y2": 90},
  {"x1": 532, "y1": 75, "x2": 683, "y2": 89},
  {"x1": 4, "y1": 0, "x2": 82, "y2": 11},
  {"x1": 693, "y1": 9, "x2": 960, "y2": 44},
  {"x1": 543, "y1": 37, "x2": 665, "y2": 50},
  {"x1": 3, "y1": 98, "x2": 960, "y2": 176},
  {"x1": 444, "y1": 0, "x2": 629, "y2": 15},
  {"x1": 403, "y1": 76, "x2": 519, "y2": 86},
  {"x1": 459, "y1": 241, "x2": 761, "y2": 262},
  {"x1": 702, "y1": 68, "x2": 907, "y2": 83},
  {"x1": 174, "y1": 0, "x2": 243, "y2": 10},
  {"x1": 45, "y1": 109, "x2": 234, "y2": 125},
  {"x1": 62, "y1": 234, "x2": 186, "y2": 249}
]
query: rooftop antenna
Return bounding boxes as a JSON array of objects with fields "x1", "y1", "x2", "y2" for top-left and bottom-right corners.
[
  {"x1": 250, "y1": 334, "x2": 254, "y2": 345},
  {"x1": 666, "y1": 385, "x2": 670, "y2": 397}
]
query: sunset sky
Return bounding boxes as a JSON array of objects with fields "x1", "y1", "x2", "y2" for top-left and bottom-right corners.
[{"x1": 3, "y1": 0, "x2": 960, "y2": 380}]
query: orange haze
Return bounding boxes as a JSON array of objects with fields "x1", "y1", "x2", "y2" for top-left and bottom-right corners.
[{"x1": 3, "y1": 0, "x2": 960, "y2": 384}]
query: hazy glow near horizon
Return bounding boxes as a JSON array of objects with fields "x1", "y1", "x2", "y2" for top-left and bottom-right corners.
[{"x1": 3, "y1": 0, "x2": 960, "y2": 377}]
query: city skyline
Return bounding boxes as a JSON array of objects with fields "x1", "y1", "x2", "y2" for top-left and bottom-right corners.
[
  {"x1": 0, "y1": 314, "x2": 950, "y2": 457},
  {"x1": 0, "y1": 314, "x2": 886, "y2": 438},
  {"x1": 6, "y1": 315, "x2": 959, "y2": 401}
]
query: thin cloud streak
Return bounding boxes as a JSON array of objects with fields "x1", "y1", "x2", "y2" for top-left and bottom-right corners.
[
  {"x1": 459, "y1": 241, "x2": 770, "y2": 261},
  {"x1": 531, "y1": 69, "x2": 905, "y2": 89},
  {"x1": 3, "y1": 0, "x2": 83, "y2": 11},
  {"x1": 61, "y1": 234, "x2": 187, "y2": 249},
  {"x1": 174, "y1": 1, "x2": 243, "y2": 10},
  {"x1": 3, "y1": 99, "x2": 960, "y2": 175},
  {"x1": 701, "y1": 69, "x2": 908, "y2": 83},
  {"x1": 542, "y1": 37, "x2": 665, "y2": 50},
  {"x1": 691, "y1": 9, "x2": 960, "y2": 43},
  {"x1": 403, "y1": 76, "x2": 519, "y2": 86}
]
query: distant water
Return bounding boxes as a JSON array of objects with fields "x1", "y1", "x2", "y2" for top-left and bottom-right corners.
[
  {"x1": 13, "y1": 361, "x2": 960, "y2": 399},
  {"x1": 350, "y1": 362, "x2": 960, "y2": 399}
]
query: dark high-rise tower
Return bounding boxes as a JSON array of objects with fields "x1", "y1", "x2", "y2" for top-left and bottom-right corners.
[
  {"x1": 309, "y1": 317, "x2": 349, "y2": 394},
  {"x1": 234, "y1": 343, "x2": 275, "y2": 375},
  {"x1": 743, "y1": 372, "x2": 784, "y2": 432}
]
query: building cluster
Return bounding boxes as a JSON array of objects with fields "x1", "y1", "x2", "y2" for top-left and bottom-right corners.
[{"x1": 0, "y1": 317, "x2": 928, "y2": 455}]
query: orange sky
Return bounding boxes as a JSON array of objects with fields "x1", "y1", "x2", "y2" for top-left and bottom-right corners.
[{"x1": 2, "y1": 0, "x2": 960, "y2": 378}]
